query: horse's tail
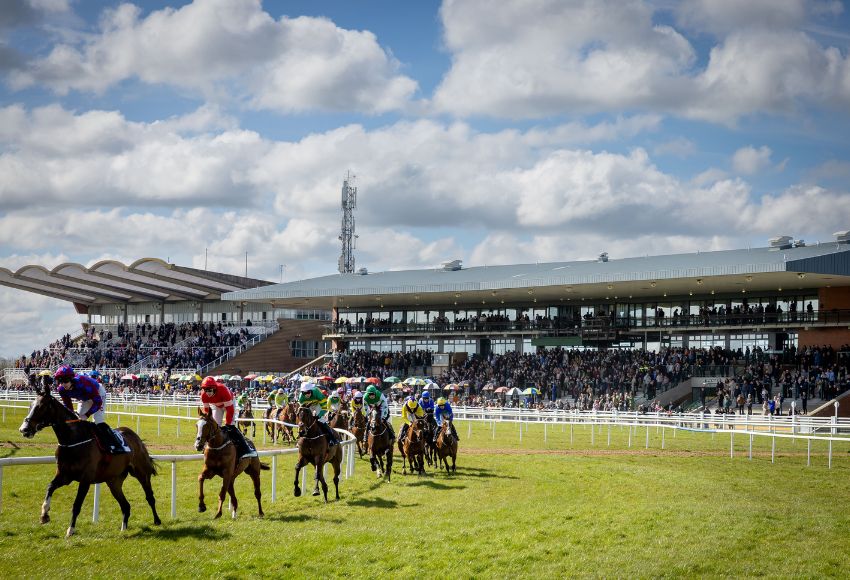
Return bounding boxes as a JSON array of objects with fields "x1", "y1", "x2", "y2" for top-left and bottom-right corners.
[
  {"x1": 260, "y1": 461, "x2": 270, "y2": 471},
  {"x1": 138, "y1": 437, "x2": 159, "y2": 477}
]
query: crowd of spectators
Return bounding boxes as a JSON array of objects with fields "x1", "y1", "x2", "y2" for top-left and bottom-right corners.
[{"x1": 14, "y1": 321, "x2": 262, "y2": 373}]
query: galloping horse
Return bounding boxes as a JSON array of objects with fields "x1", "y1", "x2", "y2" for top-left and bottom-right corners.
[
  {"x1": 348, "y1": 410, "x2": 367, "y2": 458},
  {"x1": 422, "y1": 412, "x2": 438, "y2": 467},
  {"x1": 264, "y1": 405, "x2": 277, "y2": 441},
  {"x1": 434, "y1": 419, "x2": 458, "y2": 474},
  {"x1": 329, "y1": 409, "x2": 350, "y2": 435},
  {"x1": 18, "y1": 376, "x2": 161, "y2": 537},
  {"x1": 238, "y1": 399, "x2": 256, "y2": 438},
  {"x1": 398, "y1": 416, "x2": 427, "y2": 475},
  {"x1": 367, "y1": 408, "x2": 394, "y2": 480},
  {"x1": 195, "y1": 409, "x2": 269, "y2": 519},
  {"x1": 277, "y1": 402, "x2": 298, "y2": 444},
  {"x1": 293, "y1": 406, "x2": 342, "y2": 502}
]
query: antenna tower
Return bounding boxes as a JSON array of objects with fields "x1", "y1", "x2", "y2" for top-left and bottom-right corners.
[{"x1": 338, "y1": 171, "x2": 358, "y2": 274}]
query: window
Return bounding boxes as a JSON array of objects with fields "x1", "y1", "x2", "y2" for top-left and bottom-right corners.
[{"x1": 291, "y1": 340, "x2": 320, "y2": 358}]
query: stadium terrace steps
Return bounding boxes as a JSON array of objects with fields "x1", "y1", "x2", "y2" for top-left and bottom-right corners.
[{"x1": 205, "y1": 319, "x2": 326, "y2": 375}]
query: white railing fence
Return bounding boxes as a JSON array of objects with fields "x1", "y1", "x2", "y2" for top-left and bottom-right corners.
[{"x1": 0, "y1": 405, "x2": 356, "y2": 521}]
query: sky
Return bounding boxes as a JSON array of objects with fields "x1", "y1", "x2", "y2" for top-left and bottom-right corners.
[{"x1": 2, "y1": 0, "x2": 850, "y2": 358}]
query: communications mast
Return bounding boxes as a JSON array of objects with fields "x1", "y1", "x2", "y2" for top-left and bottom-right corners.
[{"x1": 338, "y1": 172, "x2": 358, "y2": 274}]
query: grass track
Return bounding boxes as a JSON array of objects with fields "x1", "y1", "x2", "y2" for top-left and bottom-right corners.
[{"x1": 1, "y1": 404, "x2": 850, "y2": 578}]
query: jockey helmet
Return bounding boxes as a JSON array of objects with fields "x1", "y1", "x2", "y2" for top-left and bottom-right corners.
[
  {"x1": 54, "y1": 365, "x2": 75, "y2": 381},
  {"x1": 299, "y1": 382, "x2": 314, "y2": 393},
  {"x1": 89, "y1": 369, "x2": 101, "y2": 379},
  {"x1": 437, "y1": 397, "x2": 447, "y2": 406},
  {"x1": 337, "y1": 386, "x2": 345, "y2": 395},
  {"x1": 201, "y1": 376, "x2": 218, "y2": 390},
  {"x1": 405, "y1": 397, "x2": 418, "y2": 409},
  {"x1": 353, "y1": 390, "x2": 363, "y2": 400},
  {"x1": 328, "y1": 393, "x2": 340, "y2": 403},
  {"x1": 421, "y1": 390, "x2": 430, "y2": 399},
  {"x1": 365, "y1": 385, "x2": 380, "y2": 397},
  {"x1": 364, "y1": 390, "x2": 380, "y2": 405}
]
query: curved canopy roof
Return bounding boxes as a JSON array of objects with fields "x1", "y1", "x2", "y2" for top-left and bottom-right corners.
[{"x1": 0, "y1": 258, "x2": 273, "y2": 306}]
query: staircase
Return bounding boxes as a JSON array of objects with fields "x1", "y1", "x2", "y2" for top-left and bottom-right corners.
[{"x1": 205, "y1": 319, "x2": 327, "y2": 374}]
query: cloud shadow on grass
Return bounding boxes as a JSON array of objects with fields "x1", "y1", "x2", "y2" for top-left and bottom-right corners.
[
  {"x1": 345, "y1": 497, "x2": 407, "y2": 509},
  {"x1": 454, "y1": 466, "x2": 520, "y2": 480},
  {"x1": 131, "y1": 523, "x2": 231, "y2": 541}
]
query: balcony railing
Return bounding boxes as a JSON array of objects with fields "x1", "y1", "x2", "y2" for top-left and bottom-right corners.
[{"x1": 325, "y1": 309, "x2": 850, "y2": 337}]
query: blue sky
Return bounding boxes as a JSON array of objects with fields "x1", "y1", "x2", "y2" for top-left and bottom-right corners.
[{"x1": 2, "y1": 0, "x2": 850, "y2": 358}]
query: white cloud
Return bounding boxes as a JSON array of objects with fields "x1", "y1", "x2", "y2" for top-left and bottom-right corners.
[
  {"x1": 652, "y1": 137, "x2": 697, "y2": 158},
  {"x1": 432, "y1": 0, "x2": 850, "y2": 123},
  {"x1": 732, "y1": 145, "x2": 773, "y2": 174},
  {"x1": 9, "y1": 0, "x2": 418, "y2": 114}
]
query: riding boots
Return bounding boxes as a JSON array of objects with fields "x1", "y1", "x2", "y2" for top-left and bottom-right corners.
[
  {"x1": 223, "y1": 424, "x2": 258, "y2": 459},
  {"x1": 96, "y1": 422, "x2": 129, "y2": 454}
]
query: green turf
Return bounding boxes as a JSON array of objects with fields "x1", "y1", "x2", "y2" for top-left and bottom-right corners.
[{"x1": 1, "y1": 403, "x2": 849, "y2": 578}]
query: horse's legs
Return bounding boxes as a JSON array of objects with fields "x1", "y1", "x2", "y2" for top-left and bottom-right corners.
[
  {"x1": 227, "y1": 479, "x2": 238, "y2": 519},
  {"x1": 332, "y1": 454, "x2": 341, "y2": 501},
  {"x1": 67, "y1": 481, "x2": 91, "y2": 538},
  {"x1": 40, "y1": 472, "x2": 71, "y2": 524},
  {"x1": 105, "y1": 475, "x2": 131, "y2": 531},
  {"x1": 248, "y1": 462, "x2": 264, "y2": 517},
  {"x1": 385, "y1": 449, "x2": 393, "y2": 482},
  {"x1": 198, "y1": 468, "x2": 212, "y2": 512},
  {"x1": 293, "y1": 457, "x2": 305, "y2": 497},
  {"x1": 451, "y1": 451, "x2": 457, "y2": 473},
  {"x1": 312, "y1": 459, "x2": 324, "y2": 497},
  {"x1": 214, "y1": 469, "x2": 233, "y2": 519},
  {"x1": 135, "y1": 469, "x2": 162, "y2": 525}
]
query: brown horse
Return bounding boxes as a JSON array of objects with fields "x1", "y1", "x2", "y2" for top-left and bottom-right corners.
[
  {"x1": 18, "y1": 377, "x2": 161, "y2": 537},
  {"x1": 195, "y1": 409, "x2": 269, "y2": 519},
  {"x1": 238, "y1": 400, "x2": 256, "y2": 438},
  {"x1": 367, "y1": 408, "x2": 393, "y2": 481},
  {"x1": 264, "y1": 406, "x2": 277, "y2": 441},
  {"x1": 348, "y1": 410, "x2": 367, "y2": 458},
  {"x1": 422, "y1": 412, "x2": 438, "y2": 467},
  {"x1": 293, "y1": 406, "x2": 342, "y2": 502},
  {"x1": 398, "y1": 416, "x2": 427, "y2": 475},
  {"x1": 434, "y1": 419, "x2": 458, "y2": 474},
  {"x1": 278, "y1": 402, "x2": 299, "y2": 443},
  {"x1": 328, "y1": 409, "x2": 350, "y2": 434}
]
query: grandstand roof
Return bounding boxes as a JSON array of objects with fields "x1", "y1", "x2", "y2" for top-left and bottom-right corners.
[
  {"x1": 224, "y1": 243, "x2": 850, "y2": 309},
  {"x1": 0, "y1": 258, "x2": 274, "y2": 306}
]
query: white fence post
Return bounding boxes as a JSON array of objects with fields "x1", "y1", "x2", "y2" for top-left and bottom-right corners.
[
  {"x1": 271, "y1": 455, "x2": 277, "y2": 501},
  {"x1": 92, "y1": 483, "x2": 100, "y2": 523},
  {"x1": 171, "y1": 461, "x2": 177, "y2": 518}
]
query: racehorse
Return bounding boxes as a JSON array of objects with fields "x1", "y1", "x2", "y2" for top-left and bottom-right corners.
[
  {"x1": 434, "y1": 419, "x2": 458, "y2": 474},
  {"x1": 423, "y1": 411, "x2": 438, "y2": 467},
  {"x1": 293, "y1": 406, "x2": 341, "y2": 502},
  {"x1": 328, "y1": 409, "x2": 350, "y2": 435},
  {"x1": 18, "y1": 375, "x2": 161, "y2": 537},
  {"x1": 238, "y1": 399, "x2": 256, "y2": 438},
  {"x1": 348, "y1": 410, "x2": 367, "y2": 458},
  {"x1": 277, "y1": 402, "x2": 298, "y2": 444},
  {"x1": 398, "y1": 416, "x2": 427, "y2": 475},
  {"x1": 367, "y1": 408, "x2": 393, "y2": 480},
  {"x1": 264, "y1": 406, "x2": 277, "y2": 441},
  {"x1": 195, "y1": 409, "x2": 269, "y2": 519}
]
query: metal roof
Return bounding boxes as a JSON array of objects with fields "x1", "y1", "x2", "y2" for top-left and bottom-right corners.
[
  {"x1": 223, "y1": 244, "x2": 850, "y2": 309},
  {"x1": 0, "y1": 258, "x2": 274, "y2": 306}
]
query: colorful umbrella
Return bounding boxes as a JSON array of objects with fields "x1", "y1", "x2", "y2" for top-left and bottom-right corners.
[
  {"x1": 443, "y1": 383, "x2": 459, "y2": 391},
  {"x1": 316, "y1": 375, "x2": 334, "y2": 382},
  {"x1": 347, "y1": 376, "x2": 367, "y2": 384},
  {"x1": 384, "y1": 376, "x2": 401, "y2": 383},
  {"x1": 219, "y1": 374, "x2": 232, "y2": 380},
  {"x1": 366, "y1": 377, "x2": 382, "y2": 385},
  {"x1": 121, "y1": 373, "x2": 138, "y2": 381},
  {"x1": 244, "y1": 374, "x2": 258, "y2": 381},
  {"x1": 522, "y1": 387, "x2": 540, "y2": 396},
  {"x1": 334, "y1": 376, "x2": 349, "y2": 384},
  {"x1": 229, "y1": 375, "x2": 242, "y2": 381},
  {"x1": 494, "y1": 386, "x2": 509, "y2": 394}
]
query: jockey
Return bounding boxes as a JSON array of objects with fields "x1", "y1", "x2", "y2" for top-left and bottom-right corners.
[
  {"x1": 418, "y1": 390, "x2": 436, "y2": 414},
  {"x1": 434, "y1": 397, "x2": 460, "y2": 442},
  {"x1": 297, "y1": 382, "x2": 339, "y2": 446},
  {"x1": 266, "y1": 388, "x2": 278, "y2": 410},
  {"x1": 399, "y1": 396, "x2": 425, "y2": 443},
  {"x1": 363, "y1": 385, "x2": 395, "y2": 439},
  {"x1": 200, "y1": 376, "x2": 257, "y2": 459},
  {"x1": 350, "y1": 390, "x2": 366, "y2": 418},
  {"x1": 274, "y1": 387, "x2": 289, "y2": 409},
  {"x1": 336, "y1": 386, "x2": 347, "y2": 405},
  {"x1": 53, "y1": 365, "x2": 128, "y2": 454},
  {"x1": 327, "y1": 392, "x2": 343, "y2": 419},
  {"x1": 236, "y1": 390, "x2": 250, "y2": 412}
]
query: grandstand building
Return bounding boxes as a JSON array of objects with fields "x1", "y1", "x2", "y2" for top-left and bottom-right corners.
[{"x1": 224, "y1": 236, "x2": 850, "y2": 361}]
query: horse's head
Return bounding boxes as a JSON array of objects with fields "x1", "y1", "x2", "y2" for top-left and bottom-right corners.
[
  {"x1": 296, "y1": 405, "x2": 316, "y2": 431},
  {"x1": 195, "y1": 408, "x2": 220, "y2": 451},
  {"x1": 19, "y1": 376, "x2": 65, "y2": 438}
]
